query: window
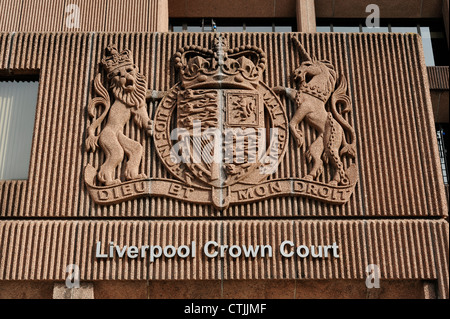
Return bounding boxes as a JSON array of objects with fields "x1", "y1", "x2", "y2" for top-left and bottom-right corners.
[
  {"x1": 170, "y1": 18, "x2": 296, "y2": 33},
  {"x1": 333, "y1": 26, "x2": 361, "y2": 33},
  {"x1": 361, "y1": 26, "x2": 389, "y2": 33},
  {"x1": 316, "y1": 19, "x2": 449, "y2": 66},
  {"x1": 0, "y1": 78, "x2": 39, "y2": 180}
]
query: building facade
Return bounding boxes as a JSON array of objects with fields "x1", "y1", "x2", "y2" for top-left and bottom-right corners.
[{"x1": 0, "y1": 0, "x2": 448, "y2": 299}]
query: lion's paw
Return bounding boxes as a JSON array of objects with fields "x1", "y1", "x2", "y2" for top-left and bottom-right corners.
[
  {"x1": 125, "y1": 168, "x2": 146, "y2": 181},
  {"x1": 316, "y1": 166, "x2": 324, "y2": 178},
  {"x1": 103, "y1": 178, "x2": 121, "y2": 186},
  {"x1": 110, "y1": 179, "x2": 122, "y2": 185},
  {"x1": 98, "y1": 169, "x2": 120, "y2": 186}
]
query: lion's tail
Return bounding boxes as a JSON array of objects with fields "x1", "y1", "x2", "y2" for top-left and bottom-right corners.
[
  {"x1": 330, "y1": 74, "x2": 356, "y2": 158},
  {"x1": 86, "y1": 74, "x2": 110, "y2": 152}
]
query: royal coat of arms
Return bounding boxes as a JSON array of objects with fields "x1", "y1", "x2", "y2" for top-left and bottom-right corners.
[{"x1": 84, "y1": 35, "x2": 358, "y2": 209}]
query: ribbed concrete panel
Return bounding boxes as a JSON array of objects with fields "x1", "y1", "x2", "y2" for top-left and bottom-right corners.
[
  {"x1": 365, "y1": 220, "x2": 437, "y2": 280},
  {"x1": 1, "y1": 33, "x2": 92, "y2": 217},
  {"x1": 430, "y1": 220, "x2": 449, "y2": 299},
  {"x1": 9, "y1": 33, "x2": 48, "y2": 71},
  {"x1": 0, "y1": 220, "x2": 222, "y2": 281},
  {"x1": 347, "y1": 33, "x2": 447, "y2": 217},
  {"x1": 147, "y1": 221, "x2": 221, "y2": 280},
  {"x1": 0, "y1": 181, "x2": 27, "y2": 217},
  {"x1": 61, "y1": 0, "x2": 107, "y2": 32},
  {"x1": 0, "y1": 0, "x2": 165, "y2": 32},
  {"x1": 103, "y1": 0, "x2": 151, "y2": 32},
  {"x1": 294, "y1": 220, "x2": 366, "y2": 279},
  {"x1": 74, "y1": 221, "x2": 149, "y2": 280},
  {"x1": 19, "y1": 0, "x2": 66, "y2": 32},
  {"x1": 0, "y1": 32, "x2": 12, "y2": 70},
  {"x1": 0, "y1": 219, "x2": 447, "y2": 296},
  {"x1": 427, "y1": 66, "x2": 449, "y2": 90},
  {"x1": 222, "y1": 220, "x2": 296, "y2": 280},
  {"x1": 0, "y1": 221, "x2": 77, "y2": 280},
  {"x1": 408, "y1": 33, "x2": 448, "y2": 218},
  {"x1": 73, "y1": 220, "x2": 221, "y2": 280},
  {"x1": 0, "y1": 0, "x2": 23, "y2": 32},
  {"x1": 0, "y1": 32, "x2": 446, "y2": 218}
]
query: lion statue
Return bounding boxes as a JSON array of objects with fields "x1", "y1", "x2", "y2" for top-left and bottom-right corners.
[
  {"x1": 85, "y1": 45, "x2": 158, "y2": 186},
  {"x1": 273, "y1": 37, "x2": 356, "y2": 186}
]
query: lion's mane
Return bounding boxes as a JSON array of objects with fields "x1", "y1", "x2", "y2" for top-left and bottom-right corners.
[{"x1": 111, "y1": 72, "x2": 147, "y2": 108}]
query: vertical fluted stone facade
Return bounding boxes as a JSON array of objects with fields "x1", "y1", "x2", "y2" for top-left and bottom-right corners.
[{"x1": 0, "y1": 0, "x2": 448, "y2": 299}]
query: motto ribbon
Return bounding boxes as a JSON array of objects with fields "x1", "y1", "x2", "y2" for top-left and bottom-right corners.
[{"x1": 84, "y1": 164, "x2": 358, "y2": 209}]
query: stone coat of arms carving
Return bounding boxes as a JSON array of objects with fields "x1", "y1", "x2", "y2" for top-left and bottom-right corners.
[
  {"x1": 85, "y1": 45, "x2": 154, "y2": 185},
  {"x1": 84, "y1": 35, "x2": 358, "y2": 209}
]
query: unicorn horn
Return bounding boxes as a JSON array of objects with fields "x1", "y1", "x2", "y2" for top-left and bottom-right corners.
[{"x1": 292, "y1": 36, "x2": 312, "y2": 62}]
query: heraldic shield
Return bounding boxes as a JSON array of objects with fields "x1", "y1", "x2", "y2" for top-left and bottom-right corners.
[
  {"x1": 153, "y1": 36, "x2": 289, "y2": 208},
  {"x1": 176, "y1": 88, "x2": 267, "y2": 188},
  {"x1": 84, "y1": 35, "x2": 358, "y2": 209}
]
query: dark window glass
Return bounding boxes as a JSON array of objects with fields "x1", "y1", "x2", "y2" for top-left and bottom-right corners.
[
  {"x1": 217, "y1": 26, "x2": 244, "y2": 32},
  {"x1": 169, "y1": 18, "x2": 295, "y2": 33},
  {"x1": 419, "y1": 27, "x2": 435, "y2": 66},
  {"x1": 172, "y1": 25, "x2": 183, "y2": 32},
  {"x1": 186, "y1": 25, "x2": 202, "y2": 32},
  {"x1": 362, "y1": 26, "x2": 389, "y2": 33},
  {"x1": 245, "y1": 25, "x2": 273, "y2": 32},
  {"x1": 390, "y1": 26, "x2": 418, "y2": 33},
  {"x1": 316, "y1": 26, "x2": 331, "y2": 32},
  {"x1": 316, "y1": 18, "x2": 448, "y2": 66},
  {"x1": 0, "y1": 79, "x2": 39, "y2": 180},
  {"x1": 275, "y1": 26, "x2": 293, "y2": 32},
  {"x1": 333, "y1": 26, "x2": 360, "y2": 33}
]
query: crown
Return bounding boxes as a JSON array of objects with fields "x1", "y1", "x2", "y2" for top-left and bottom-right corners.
[
  {"x1": 174, "y1": 36, "x2": 266, "y2": 90},
  {"x1": 101, "y1": 45, "x2": 134, "y2": 74}
]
